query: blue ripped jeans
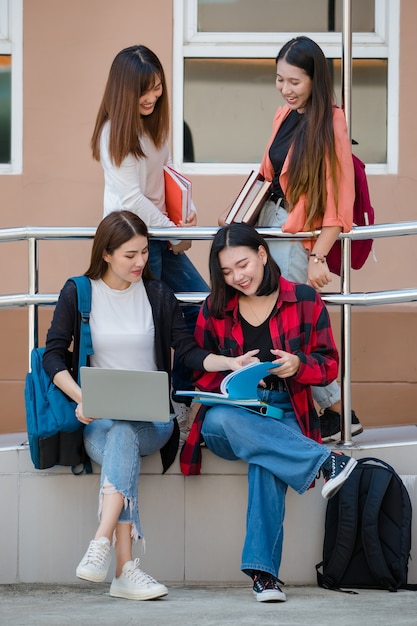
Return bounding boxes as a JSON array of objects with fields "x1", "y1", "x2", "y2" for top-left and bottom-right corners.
[
  {"x1": 201, "y1": 390, "x2": 330, "y2": 579},
  {"x1": 83, "y1": 418, "x2": 174, "y2": 540}
]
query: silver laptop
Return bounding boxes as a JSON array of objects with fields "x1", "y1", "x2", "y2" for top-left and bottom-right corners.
[{"x1": 80, "y1": 367, "x2": 171, "y2": 422}]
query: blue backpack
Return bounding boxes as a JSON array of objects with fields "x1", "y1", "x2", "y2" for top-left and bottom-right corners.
[{"x1": 24, "y1": 276, "x2": 93, "y2": 472}]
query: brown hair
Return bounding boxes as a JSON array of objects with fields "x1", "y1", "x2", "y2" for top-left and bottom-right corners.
[
  {"x1": 85, "y1": 210, "x2": 153, "y2": 280},
  {"x1": 91, "y1": 45, "x2": 169, "y2": 166},
  {"x1": 277, "y1": 36, "x2": 339, "y2": 229}
]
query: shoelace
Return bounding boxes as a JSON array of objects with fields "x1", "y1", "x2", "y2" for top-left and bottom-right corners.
[
  {"x1": 323, "y1": 453, "x2": 348, "y2": 483},
  {"x1": 253, "y1": 574, "x2": 284, "y2": 591},
  {"x1": 124, "y1": 558, "x2": 158, "y2": 585},
  {"x1": 262, "y1": 578, "x2": 280, "y2": 590},
  {"x1": 327, "y1": 454, "x2": 337, "y2": 481},
  {"x1": 83, "y1": 541, "x2": 109, "y2": 567}
]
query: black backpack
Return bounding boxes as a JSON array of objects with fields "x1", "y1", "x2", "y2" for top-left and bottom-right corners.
[{"x1": 316, "y1": 457, "x2": 416, "y2": 592}]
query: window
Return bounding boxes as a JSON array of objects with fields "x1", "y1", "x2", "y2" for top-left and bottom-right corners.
[
  {"x1": 0, "y1": 0, "x2": 22, "y2": 174},
  {"x1": 173, "y1": 0, "x2": 399, "y2": 174},
  {"x1": 196, "y1": 0, "x2": 375, "y2": 33}
]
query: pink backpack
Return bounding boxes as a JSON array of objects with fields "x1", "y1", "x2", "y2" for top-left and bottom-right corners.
[{"x1": 326, "y1": 154, "x2": 374, "y2": 275}]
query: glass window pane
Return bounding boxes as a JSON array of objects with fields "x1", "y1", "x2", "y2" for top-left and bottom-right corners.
[
  {"x1": 184, "y1": 58, "x2": 277, "y2": 163},
  {"x1": 333, "y1": 59, "x2": 388, "y2": 163},
  {"x1": 0, "y1": 55, "x2": 11, "y2": 164},
  {"x1": 197, "y1": 0, "x2": 374, "y2": 33},
  {"x1": 184, "y1": 57, "x2": 387, "y2": 164}
]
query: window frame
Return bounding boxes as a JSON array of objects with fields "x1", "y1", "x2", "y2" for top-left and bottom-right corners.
[
  {"x1": 0, "y1": 0, "x2": 23, "y2": 174},
  {"x1": 173, "y1": 0, "x2": 399, "y2": 175}
]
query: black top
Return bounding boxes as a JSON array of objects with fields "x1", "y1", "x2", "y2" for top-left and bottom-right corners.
[
  {"x1": 240, "y1": 313, "x2": 283, "y2": 391},
  {"x1": 269, "y1": 109, "x2": 302, "y2": 199}
]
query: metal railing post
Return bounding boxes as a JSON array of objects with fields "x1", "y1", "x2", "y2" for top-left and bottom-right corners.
[
  {"x1": 342, "y1": 0, "x2": 352, "y2": 137},
  {"x1": 340, "y1": 0, "x2": 353, "y2": 444},
  {"x1": 340, "y1": 237, "x2": 353, "y2": 444},
  {"x1": 27, "y1": 236, "x2": 38, "y2": 369}
]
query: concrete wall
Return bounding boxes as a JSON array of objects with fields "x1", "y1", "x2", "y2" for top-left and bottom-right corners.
[{"x1": 2, "y1": 429, "x2": 417, "y2": 585}]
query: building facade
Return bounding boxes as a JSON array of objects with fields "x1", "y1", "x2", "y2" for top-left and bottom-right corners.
[{"x1": 0, "y1": 0, "x2": 416, "y2": 434}]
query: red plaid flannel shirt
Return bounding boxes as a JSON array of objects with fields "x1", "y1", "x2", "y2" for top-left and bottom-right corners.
[{"x1": 180, "y1": 277, "x2": 338, "y2": 475}]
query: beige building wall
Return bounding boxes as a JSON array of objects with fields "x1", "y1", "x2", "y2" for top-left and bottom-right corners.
[{"x1": 1, "y1": 0, "x2": 417, "y2": 434}]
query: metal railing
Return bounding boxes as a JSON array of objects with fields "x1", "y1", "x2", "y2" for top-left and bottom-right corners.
[{"x1": 1, "y1": 222, "x2": 417, "y2": 445}]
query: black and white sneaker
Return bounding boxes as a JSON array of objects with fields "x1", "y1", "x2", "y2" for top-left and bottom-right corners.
[
  {"x1": 321, "y1": 451, "x2": 357, "y2": 500},
  {"x1": 252, "y1": 572, "x2": 286, "y2": 602},
  {"x1": 320, "y1": 409, "x2": 363, "y2": 443}
]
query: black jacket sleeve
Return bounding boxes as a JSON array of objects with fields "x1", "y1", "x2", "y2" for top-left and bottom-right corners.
[
  {"x1": 43, "y1": 279, "x2": 81, "y2": 382},
  {"x1": 144, "y1": 279, "x2": 209, "y2": 374}
]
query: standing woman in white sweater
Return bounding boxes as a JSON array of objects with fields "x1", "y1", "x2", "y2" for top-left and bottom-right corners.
[{"x1": 90, "y1": 44, "x2": 208, "y2": 425}]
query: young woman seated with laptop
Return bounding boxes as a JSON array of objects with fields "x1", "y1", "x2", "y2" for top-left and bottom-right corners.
[{"x1": 42, "y1": 210, "x2": 258, "y2": 601}]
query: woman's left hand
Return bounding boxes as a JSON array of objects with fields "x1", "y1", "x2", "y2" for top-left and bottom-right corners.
[
  {"x1": 270, "y1": 348, "x2": 300, "y2": 378},
  {"x1": 75, "y1": 402, "x2": 95, "y2": 425},
  {"x1": 307, "y1": 258, "x2": 332, "y2": 290}
]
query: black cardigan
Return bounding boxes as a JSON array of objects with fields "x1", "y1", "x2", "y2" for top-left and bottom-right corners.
[{"x1": 43, "y1": 276, "x2": 209, "y2": 471}]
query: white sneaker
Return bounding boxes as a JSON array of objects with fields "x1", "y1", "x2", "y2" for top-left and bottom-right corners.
[
  {"x1": 109, "y1": 559, "x2": 168, "y2": 600},
  {"x1": 76, "y1": 537, "x2": 111, "y2": 582}
]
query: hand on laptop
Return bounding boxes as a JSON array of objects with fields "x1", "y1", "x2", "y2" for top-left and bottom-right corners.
[{"x1": 75, "y1": 402, "x2": 95, "y2": 425}]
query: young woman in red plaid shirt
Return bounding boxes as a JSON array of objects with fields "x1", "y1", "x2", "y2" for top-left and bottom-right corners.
[{"x1": 181, "y1": 223, "x2": 357, "y2": 602}]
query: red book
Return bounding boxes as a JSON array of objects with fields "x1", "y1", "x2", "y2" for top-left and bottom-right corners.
[{"x1": 163, "y1": 166, "x2": 192, "y2": 224}]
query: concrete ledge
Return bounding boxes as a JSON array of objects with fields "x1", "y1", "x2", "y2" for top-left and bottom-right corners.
[{"x1": 2, "y1": 428, "x2": 417, "y2": 586}]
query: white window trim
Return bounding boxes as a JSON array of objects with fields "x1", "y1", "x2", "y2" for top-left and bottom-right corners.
[
  {"x1": 0, "y1": 0, "x2": 23, "y2": 174},
  {"x1": 173, "y1": 0, "x2": 399, "y2": 176}
]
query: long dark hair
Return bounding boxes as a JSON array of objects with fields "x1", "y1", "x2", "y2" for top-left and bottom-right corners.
[
  {"x1": 85, "y1": 210, "x2": 153, "y2": 280},
  {"x1": 208, "y1": 223, "x2": 280, "y2": 318},
  {"x1": 91, "y1": 45, "x2": 169, "y2": 166},
  {"x1": 277, "y1": 36, "x2": 339, "y2": 228}
]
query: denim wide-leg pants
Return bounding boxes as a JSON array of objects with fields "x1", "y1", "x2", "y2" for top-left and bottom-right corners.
[
  {"x1": 83, "y1": 418, "x2": 174, "y2": 540},
  {"x1": 201, "y1": 390, "x2": 330, "y2": 578}
]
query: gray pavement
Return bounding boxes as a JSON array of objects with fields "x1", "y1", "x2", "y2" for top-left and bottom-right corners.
[{"x1": 1, "y1": 583, "x2": 416, "y2": 626}]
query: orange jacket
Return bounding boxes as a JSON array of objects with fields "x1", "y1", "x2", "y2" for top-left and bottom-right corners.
[{"x1": 259, "y1": 105, "x2": 354, "y2": 247}]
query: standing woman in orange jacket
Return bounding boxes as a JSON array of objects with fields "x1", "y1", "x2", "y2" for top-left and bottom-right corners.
[{"x1": 256, "y1": 36, "x2": 362, "y2": 441}]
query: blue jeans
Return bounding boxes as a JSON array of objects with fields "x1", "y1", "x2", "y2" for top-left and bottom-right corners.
[
  {"x1": 148, "y1": 240, "x2": 209, "y2": 402},
  {"x1": 257, "y1": 201, "x2": 341, "y2": 409},
  {"x1": 83, "y1": 418, "x2": 174, "y2": 540},
  {"x1": 201, "y1": 390, "x2": 330, "y2": 578}
]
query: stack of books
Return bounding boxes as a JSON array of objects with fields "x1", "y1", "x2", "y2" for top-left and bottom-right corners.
[
  {"x1": 163, "y1": 165, "x2": 192, "y2": 224},
  {"x1": 224, "y1": 171, "x2": 272, "y2": 226}
]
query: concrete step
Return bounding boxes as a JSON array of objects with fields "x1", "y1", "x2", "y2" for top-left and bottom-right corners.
[{"x1": 2, "y1": 427, "x2": 417, "y2": 585}]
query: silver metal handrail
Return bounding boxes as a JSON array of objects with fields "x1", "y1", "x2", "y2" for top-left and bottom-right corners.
[
  {"x1": 2, "y1": 221, "x2": 417, "y2": 243},
  {"x1": 1, "y1": 222, "x2": 416, "y2": 445}
]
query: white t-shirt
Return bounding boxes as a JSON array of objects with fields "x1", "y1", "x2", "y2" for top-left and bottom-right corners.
[{"x1": 89, "y1": 278, "x2": 157, "y2": 371}]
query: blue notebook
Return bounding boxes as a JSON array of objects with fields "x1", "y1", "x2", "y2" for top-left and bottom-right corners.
[{"x1": 179, "y1": 361, "x2": 280, "y2": 406}]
